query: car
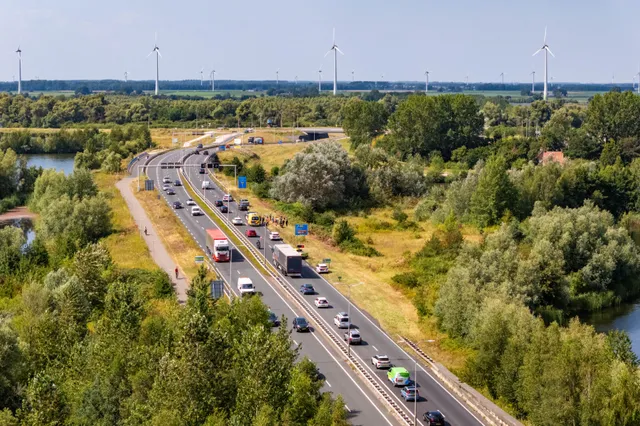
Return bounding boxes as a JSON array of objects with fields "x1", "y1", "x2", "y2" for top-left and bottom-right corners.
[
  {"x1": 267, "y1": 310, "x2": 280, "y2": 327},
  {"x1": 422, "y1": 411, "x2": 445, "y2": 426},
  {"x1": 401, "y1": 386, "x2": 419, "y2": 402},
  {"x1": 269, "y1": 231, "x2": 281, "y2": 241},
  {"x1": 174, "y1": 180, "x2": 181, "y2": 186},
  {"x1": 166, "y1": 188, "x2": 176, "y2": 195},
  {"x1": 245, "y1": 229, "x2": 257, "y2": 237},
  {"x1": 197, "y1": 143, "x2": 203, "y2": 149},
  {"x1": 202, "y1": 150, "x2": 209, "y2": 155},
  {"x1": 186, "y1": 198, "x2": 196, "y2": 206},
  {"x1": 201, "y1": 181, "x2": 211, "y2": 190},
  {"x1": 388, "y1": 367, "x2": 411, "y2": 386},
  {"x1": 172, "y1": 201, "x2": 183, "y2": 209},
  {"x1": 238, "y1": 199, "x2": 250, "y2": 211},
  {"x1": 220, "y1": 205, "x2": 228, "y2": 213},
  {"x1": 334, "y1": 312, "x2": 350, "y2": 329},
  {"x1": 162, "y1": 176, "x2": 171, "y2": 183},
  {"x1": 292, "y1": 317, "x2": 309, "y2": 332},
  {"x1": 199, "y1": 168, "x2": 206, "y2": 174},
  {"x1": 214, "y1": 200, "x2": 223, "y2": 207},
  {"x1": 314, "y1": 297, "x2": 329, "y2": 308},
  {"x1": 222, "y1": 194, "x2": 233, "y2": 202},
  {"x1": 191, "y1": 206, "x2": 202, "y2": 216},
  {"x1": 299, "y1": 284, "x2": 315, "y2": 295},
  {"x1": 232, "y1": 217, "x2": 243, "y2": 225},
  {"x1": 344, "y1": 329, "x2": 361, "y2": 345},
  {"x1": 194, "y1": 149, "x2": 200, "y2": 155},
  {"x1": 162, "y1": 183, "x2": 171, "y2": 191},
  {"x1": 371, "y1": 355, "x2": 391, "y2": 369},
  {"x1": 315, "y1": 263, "x2": 329, "y2": 274}
]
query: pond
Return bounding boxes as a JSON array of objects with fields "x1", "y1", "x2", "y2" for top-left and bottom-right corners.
[
  {"x1": 586, "y1": 304, "x2": 640, "y2": 357},
  {"x1": 25, "y1": 153, "x2": 75, "y2": 175}
]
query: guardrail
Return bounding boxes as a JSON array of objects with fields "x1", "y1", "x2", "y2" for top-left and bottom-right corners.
[{"x1": 180, "y1": 168, "x2": 414, "y2": 426}]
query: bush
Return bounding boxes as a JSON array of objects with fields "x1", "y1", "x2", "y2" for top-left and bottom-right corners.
[
  {"x1": 332, "y1": 220, "x2": 355, "y2": 245},
  {"x1": 339, "y1": 239, "x2": 381, "y2": 257},
  {"x1": 391, "y1": 272, "x2": 419, "y2": 288},
  {"x1": 392, "y1": 208, "x2": 408, "y2": 223},
  {"x1": 251, "y1": 182, "x2": 271, "y2": 199},
  {"x1": 313, "y1": 211, "x2": 336, "y2": 229}
]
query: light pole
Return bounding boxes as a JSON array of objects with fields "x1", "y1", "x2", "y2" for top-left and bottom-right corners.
[
  {"x1": 412, "y1": 339, "x2": 435, "y2": 426},
  {"x1": 339, "y1": 281, "x2": 363, "y2": 358}
]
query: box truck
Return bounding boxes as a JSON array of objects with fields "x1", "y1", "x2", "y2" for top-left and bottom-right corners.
[
  {"x1": 206, "y1": 229, "x2": 230, "y2": 262},
  {"x1": 272, "y1": 244, "x2": 302, "y2": 277}
]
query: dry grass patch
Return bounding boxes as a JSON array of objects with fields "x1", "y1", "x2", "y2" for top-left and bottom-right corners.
[
  {"x1": 132, "y1": 181, "x2": 202, "y2": 281},
  {"x1": 94, "y1": 172, "x2": 155, "y2": 270}
]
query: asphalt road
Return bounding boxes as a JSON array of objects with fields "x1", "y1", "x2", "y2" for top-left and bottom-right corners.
[{"x1": 142, "y1": 148, "x2": 397, "y2": 426}]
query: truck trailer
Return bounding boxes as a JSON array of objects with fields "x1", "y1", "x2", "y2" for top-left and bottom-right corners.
[
  {"x1": 272, "y1": 244, "x2": 302, "y2": 277},
  {"x1": 206, "y1": 229, "x2": 230, "y2": 262}
]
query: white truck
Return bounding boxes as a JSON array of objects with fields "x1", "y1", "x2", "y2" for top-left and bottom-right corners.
[
  {"x1": 202, "y1": 180, "x2": 211, "y2": 190},
  {"x1": 237, "y1": 277, "x2": 256, "y2": 296}
]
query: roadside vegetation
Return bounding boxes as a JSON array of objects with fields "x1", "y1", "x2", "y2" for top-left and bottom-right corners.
[{"x1": 0, "y1": 166, "x2": 348, "y2": 425}]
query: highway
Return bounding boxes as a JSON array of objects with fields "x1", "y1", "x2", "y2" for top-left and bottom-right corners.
[
  {"x1": 142, "y1": 147, "x2": 398, "y2": 426},
  {"x1": 142, "y1": 141, "x2": 486, "y2": 425}
]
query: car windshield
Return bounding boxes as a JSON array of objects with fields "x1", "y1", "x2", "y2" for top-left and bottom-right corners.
[
  {"x1": 296, "y1": 318, "x2": 307, "y2": 325},
  {"x1": 216, "y1": 245, "x2": 228, "y2": 252},
  {"x1": 377, "y1": 356, "x2": 389, "y2": 361},
  {"x1": 241, "y1": 284, "x2": 253, "y2": 289},
  {"x1": 351, "y1": 332, "x2": 360, "y2": 337},
  {"x1": 269, "y1": 312, "x2": 276, "y2": 320}
]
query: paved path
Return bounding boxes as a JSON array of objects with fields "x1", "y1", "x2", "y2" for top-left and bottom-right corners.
[{"x1": 116, "y1": 177, "x2": 189, "y2": 303}]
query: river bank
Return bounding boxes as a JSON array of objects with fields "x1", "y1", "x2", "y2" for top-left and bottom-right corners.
[{"x1": 0, "y1": 206, "x2": 36, "y2": 221}]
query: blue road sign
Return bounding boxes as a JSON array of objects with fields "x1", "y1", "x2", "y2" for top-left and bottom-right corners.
[
  {"x1": 219, "y1": 145, "x2": 226, "y2": 151},
  {"x1": 295, "y1": 224, "x2": 309, "y2": 236},
  {"x1": 238, "y1": 176, "x2": 247, "y2": 189}
]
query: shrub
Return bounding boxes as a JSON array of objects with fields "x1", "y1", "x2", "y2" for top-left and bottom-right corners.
[
  {"x1": 339, "y1": 239, "x2": 381, "y2": 257},
  {"x1": 391, "y1": 272, "x2": 419, "y2": 288},
  {"x1": 332, "y1": 220, "x2": 355, "y2": 245},
  {"x1": 392, "y1": 208, "x2": 408, "y2": 223}
]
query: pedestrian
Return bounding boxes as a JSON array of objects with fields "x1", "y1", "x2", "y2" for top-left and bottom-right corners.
[
  {"x1": 174, "y1": 266, "x2": 179, "y2": 279},
  {"x1": 144, "y1": 226, "x2": 148, "y2": 236},
  {"x1": 285, "y1": 218, "x2": 289, "y2": 227}
]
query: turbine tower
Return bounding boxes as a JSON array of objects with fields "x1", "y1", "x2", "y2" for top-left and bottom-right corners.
[
  {"x1": 499, "y1": 72, "x2": 505, "y2": 85},
  {"x1": 210, "y1": 70, "x2": 215, "y2": 92},
  {"x1": 352, "y1": 70, "x2": 355, "y2": 82},
  {"x1": 124, "y1": 71, "x2": 128, "y2": 83},
  {"x1": 324, "y1": 28, "x2": 344, "y2": 95},
  {"x1": 200, "y1": 68, "x2": 204, "y2": 86},
  {"x1": 530, "y1": 71, "x2": 535, "y2": 93},
  {"x1": 533, "y1": 27, "x2": 554, "y2": 101},
  {"x1": 276, "y1": 69, "x2": 279, "y2": 86},
  {"x1": 16, "y1": 46, "x2": 22, "y2": 94},
  {"x1": 147, "y1": 34, "x2": 162, "y2": 95},
  {"x1": 424, "y1": 71, "x2": 429, "y2": 94},
  {"x1": 318, "y1": 68, "x2": 322, "y2": 92},
  {"x1": 636, "y1": 67, "x2": 640, "y2": 94}
]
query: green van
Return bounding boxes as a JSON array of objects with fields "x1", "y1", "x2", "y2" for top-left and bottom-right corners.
[{"x1": 387, "y1": 367, "x2": 411, "y2": 386}]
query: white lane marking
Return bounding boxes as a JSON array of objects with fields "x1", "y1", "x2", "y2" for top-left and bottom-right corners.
[
  {"x1": 326, "y1": 380, "x2": 332, "y2": 387},
  {"x1": 293, "y1": 340, "x2": 299, "y2": 346},
  {"x1": 344, "y1": 405, "x2": 351, "y2": 413},
  {"x1": 373, "y1": 346, "x2": 379, "y2": 352}
]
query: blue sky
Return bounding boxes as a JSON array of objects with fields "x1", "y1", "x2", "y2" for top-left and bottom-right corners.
[{"x1": 1, "y1": 0, "x2": 640, "y2": 83}]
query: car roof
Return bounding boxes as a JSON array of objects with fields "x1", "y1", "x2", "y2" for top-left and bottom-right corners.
[
  {"x1": 375, "y1": 354, "x2": 389, "y2": 359},
  {"x1": 316, "y1": 296, "x2": 327, "y2": 300},
  {"x1": 294, "y1": 317, "x2": 307, "y2": 322},
  {"x1": 318, "y1": 263, "x2": 327, "y2": 267},
  {"x1": 337, "y1": 312, "x2": 348, "y2": 316}
]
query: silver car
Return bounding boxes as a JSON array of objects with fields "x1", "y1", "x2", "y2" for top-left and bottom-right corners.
[{"x1": 344, "y1": 329, "x2": 361, "y2": 345}]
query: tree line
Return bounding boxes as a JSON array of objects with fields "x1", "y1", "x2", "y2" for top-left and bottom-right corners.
[{"x1": 0, "y1": 169, "x2": 349, "y2": 425}]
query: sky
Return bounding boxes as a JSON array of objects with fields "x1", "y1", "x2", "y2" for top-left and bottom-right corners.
[{"x1": 1, "y1": 0, "x2": 640, "y2": 84}]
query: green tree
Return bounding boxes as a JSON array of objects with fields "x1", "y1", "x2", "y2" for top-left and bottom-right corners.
[
  {"x1": 469, "y1": 155, "x2": 515, "y2": 227},
  {"x1": 341, "y1": 99, "x2": 389, "y2": 147}
]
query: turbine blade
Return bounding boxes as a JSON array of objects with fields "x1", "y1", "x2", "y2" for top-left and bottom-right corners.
[
  {"x1": 333, "y1": 27, "x2": 335, "y2": 44},
  {"x1": 147, "y1": 50, "x2": 154, "y2": 58},
  {"x1": 157, "y1": 50, "x2": 162, "y2": 58},
  {"x1": 546, "y1": 47, "x2": 555, "y2": 58},
  {"x1": 532, "y1": 48, "x2": 542, "y2": 56},
  {"x1": 335, "y1": 46, "x2": 345, "y2": 55},
  {"x1": 324, "y1": 49, "x2": 333, "y2": 58},
  {"x1": 544, "y1": 26, "x2": 547, "y2": 43}
]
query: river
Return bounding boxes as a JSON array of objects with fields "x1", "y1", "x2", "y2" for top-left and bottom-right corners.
[
  {"x1": 586, "y1": 304, "x2": 640, "y2": 356},
  {"x1": 25, "y1": 153, "x2": 75, "y2": 175}
]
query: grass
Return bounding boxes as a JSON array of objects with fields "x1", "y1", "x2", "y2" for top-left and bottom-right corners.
[
  {"x1": 132, "y1": 179, "x2": 202, "y2": 281},
  {"x1": 157, "y1": 90, "x2": 264, "y2": 98},
  {"x1": 93, "y1": 172, "x2": 155, "y2": 270}
]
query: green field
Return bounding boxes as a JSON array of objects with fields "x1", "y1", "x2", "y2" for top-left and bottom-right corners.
[{"x1": 156, "y1": 90, "x2": 264, "y2": 98}]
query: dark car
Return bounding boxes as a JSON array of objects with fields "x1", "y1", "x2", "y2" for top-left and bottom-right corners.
[
  {"x1": 245, "y1": 229, "x2": 257, "y2": 237},
  {"x1": 220, "y1": 205, "x2": 228, "y2": 213},
  {"x1": 292, "y1": 317, "x2": 309, "y2": 332},
  {"x1": 268, "y1": 311, "x2": 280, "y2": 327},
  {"x1": 197, "y1": 143, "x2": 203, "y2": 149},
  {"x1": 202, "y1": 150, "x2": 209, "y2": 155},
  {"x1": 199, "y1": 168, "x2": 206, "y2": 174},
  {"x1": 166, "y1": 188, "x2": 176, "y2": 195},
  {"x1": 299, "y1": 284, "x2": 315, "y2": 295},
  {"x1": 423, "y1": 411, "x2": 445, "y2": 426},
  {"x1": 174, "y1": 180, "x2": 181, "y2": 186},
  {"x1": 214, "y1": 200, "x2": 223, "y2": 207},
  {"x1": 172, "y1": 201, "x2": 183, "y2": 209}
]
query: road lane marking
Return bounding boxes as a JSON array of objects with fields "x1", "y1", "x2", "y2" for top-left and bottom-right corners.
[
  {"x1": 373, "y1": 346, "x2": 379, "y2": 352},
  {"x1": 344, "y1": 405, "x2": 351, "y2": 413},
  {"x1": 293, "y1": 340, "x2": 298, "y2": 346},
  {"x1": 326, "y1": 381, "x2": 332, "y2": 387}
]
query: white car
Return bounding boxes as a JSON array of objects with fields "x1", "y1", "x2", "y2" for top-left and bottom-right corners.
[
  {"x1": 162, "y1": 176, "x2": 171, "y2": 183},
  {"x1": 162, "y1": 183, "x2": 171, "y2": 191},
  {"x1": 223, "y1": 194, "x2": 233, "y2": 202},
  {"x1": 371, "y1": 355, "x2": 391, "y2": 369},
  {"x1": 269, "y1": 231, "x2": 281, "y2": 241},
  {"x1": 186, "y1": 198, "x2": 196, "y2": 206},
  {"x1": 191, "y1": 206, "x2": 202, "y2": 216},
  {"x1": 232, "y1": 217, "x2": 243, "y2": 225},
  {"x1": 202, "y1": 180, "x2": 211, "y2": 190},
  {"x1": 334, "y1": 312, "x2": 350, "y2": 329},
  {"x1": 314, "y1": 297, "x2": 329, "y2": 308},
  {"x1": 315, "y1": 263, "x2": 329, "y2": 274}
]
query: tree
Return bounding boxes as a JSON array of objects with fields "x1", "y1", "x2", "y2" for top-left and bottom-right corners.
[
  {"x1": 469, "y1": 155, "x2": 515, "y2": 227},
  {"x1": 586, "y1": 91, "x2": 640, "y2": 142},
  {"x1": 387, "y1": 94, "x2": 484, "y2": 160},
  {"x1": 332, "y1": 220, "x2": 355, "y2": 245},
  {"x1": 341, "y1": 99, "x2": 388, "y2": 147}
]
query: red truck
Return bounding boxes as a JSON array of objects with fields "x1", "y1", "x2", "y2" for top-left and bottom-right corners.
[{"x1": 206, "y1": 229, "x2": 230, "y2": 262}]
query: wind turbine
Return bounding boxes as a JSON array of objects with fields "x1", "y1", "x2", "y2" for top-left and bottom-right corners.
[
  {"x1": 424, "y1": 71, "x2": 429, "y2": 94},
  {"x1": 499, "y1": 72, "x2": 505, "y2": 85},
  {"x1": 324, "y1": 28, "x2": 344, "y2": 95},
  {"x1": 352, "y1": 70, "x2": 355, "y2": 82},
  {"x1": 530, "y1": 71, "x2": 535, "y2": 93},
  {"x1": 276, "y1": 69, "x2": 279, "y2": 86},
  {"x1": 532, "y1": 27, "x2": 554, "y2": 101},
  {"x1": 318, "y1": 68, "x2": 322, "y2": 92},
  {"x1": 294, "y1": 75, "x2": 298, "y2": 85},
  {"x1": 124, "y1": 71, "x2": 128, "y2": 83},
  {"x1": 147, "y1": 33, "x2": 162, "y2": 95},
  {"x1": 210, "y1": 70, "x2": 215, "y2": 92},
  {"x1": 200, "y1": 68, "x2": 204, "y2": 86},
  {"x1": 16, "y1": 46, "x2": 22, "y2": 94},
  {"x1": 636, "y1": 66, "x2": 640, "y2": 94}
]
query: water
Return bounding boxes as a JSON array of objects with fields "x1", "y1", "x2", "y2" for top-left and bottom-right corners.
[
  {"x1": 25, "y1": 154, "x2": 75, "y2": 175},
  {"x1": 0, "y1": 218, "x2": 35, "y2": 249},
  {"x1": 587, "y1": 304, "x2": 640, "y2": 356}
]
